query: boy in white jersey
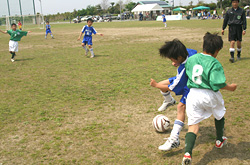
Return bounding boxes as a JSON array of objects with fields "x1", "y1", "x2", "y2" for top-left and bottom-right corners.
[
  {"x1": 182, "y1": 32, "x2": 237, "y2": 165},
  {"x1": 77, "y1": 18, "x2": 103, "y2": 58},
  {"x1": 150, "y1": 40, "x2": 197, "y2": 151}
]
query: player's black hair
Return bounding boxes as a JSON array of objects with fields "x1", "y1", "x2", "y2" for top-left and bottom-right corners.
[
  {"x1": 87, "y1": 18, "x2": 93, "y2": 23},
  {"x1": 11, "y1": 23, "x2": 17, "y2": 27},
  {"x1": 46, "y1": 21, "x2": 49, "y2": 23},
  {"x1": 159, "y1": 39, "x2": 188, "y2": 60},
  {"x1": 203, "y1": 32, "x2": 223, "y2": 55},
  {"x1": 232, "y1": 0, "x2": 239, "y2": 2}
]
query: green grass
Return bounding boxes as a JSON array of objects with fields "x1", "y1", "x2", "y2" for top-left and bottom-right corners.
[{"x1": 0, "y1": 19, "x2": 250, "y2": 164}]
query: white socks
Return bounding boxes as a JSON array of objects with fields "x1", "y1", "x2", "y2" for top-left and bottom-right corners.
[
  {"x1": 161, "y1": 91, "x2": 172, "y2": 102},
  {"x1": 229, "y1": 48, "x2": 235, "y2": 53},
  {"x1": 170, "y1": 119, "x2": 184, "y2": 140},
  {"x1": 90, "y1": 48, "x2": 94, "y2": 57},
  {"x1": 164, "y1": 23, "x2": 167, "y2": 27},
  {"x1": 83, "y1": 45, "x2": 88, "y2": 52}
]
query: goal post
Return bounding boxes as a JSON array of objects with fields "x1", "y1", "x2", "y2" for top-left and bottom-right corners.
[{"x1": 4, "y1": 14, "x2": 44, "y2": 30}]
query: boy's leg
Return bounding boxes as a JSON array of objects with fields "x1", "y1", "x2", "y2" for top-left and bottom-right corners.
[
  {"x1": 215, "y1": 117, "x2": 227, "y2": 148},
  {"x1": 182, "y1": 124, "x2": 199, "y2": 165},
  {"x1": 81, "y1": 43, "x2": 89, "y2": 56},
  {"x1": 10, "y1": 51, "x2": 15, "y2": 62},
  {"x1": 158, "y1": 79, "x2": 176, "y2": 111},
  {"x1": 159, "y1": 102, "x2": 185, "y2": 151},
  {"x1": 50, "y1": 32, "x2": 54, "y2": 39},
  {"x1": 45, "y1": 32, "x2": 48, "y2": 39},
  {"x1": 89, "y1": 45, "x2": 94, "y2": 58}
]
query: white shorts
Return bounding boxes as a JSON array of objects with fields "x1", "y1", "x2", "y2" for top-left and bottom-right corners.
[
  {"x1": 9, "y1": 40, "x2": 18, "y2": 52},
  {"x1": 186, "y1": 88, "x2": 226, "y2": 125}
]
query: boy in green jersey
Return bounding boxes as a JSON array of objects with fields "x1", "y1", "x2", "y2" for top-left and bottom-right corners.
[
  {"x1": 0, "y1": 23, "x2": 31, "y2": 62},
  {"x1": 182, "y1": 32, "x2": 237, "y2": 165}
]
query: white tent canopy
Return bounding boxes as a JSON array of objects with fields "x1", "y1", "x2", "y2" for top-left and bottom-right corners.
[{"x1": 132, "y1": 4, "x2": 164, "y2": 12}]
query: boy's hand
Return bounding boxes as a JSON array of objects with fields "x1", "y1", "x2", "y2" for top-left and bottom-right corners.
[
  {"x1": 28, "y1": 31, "x2": 32, "y2": 33},
  {"x1": 77, "y1": 37, "x2": 81, "y2": 41},
  {"x1": 100, "y1": 33, "x2": 104, "y2": 36},
  {"x1": 229, "y1": 83, "x2": 237, "y2": 91},
  {"x1": 150, "y1": 78, "x2": 158, "y2": 88},
  {"x1": 243, "y1": 30, "x2": 246, "y2": 35},
  {"x1": 221, "y1": 30, "x2": 224, "y2": 35}
]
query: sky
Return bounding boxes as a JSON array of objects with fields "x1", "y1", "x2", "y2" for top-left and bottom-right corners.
[{"x1": 0, "y1": 0, "x2": 218, "y2": 16}]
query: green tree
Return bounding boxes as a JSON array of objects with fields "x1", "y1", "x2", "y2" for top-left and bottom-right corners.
[{"x1": 125, "y1": 2, "x2": 136, "y2": 12}]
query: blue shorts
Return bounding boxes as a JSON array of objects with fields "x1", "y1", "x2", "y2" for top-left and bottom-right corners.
[
  {"x1": 82, "y1": 36, "x2": 93, "y2": 45},
  {"x1": 163, "y1": 18, "x2": 166, "y2": 22},
  {"x1": 169, "y1": 77, "x2": 190, "y2": 105},
  {"x1": 46, "y1": 30, "x2": 52, "y2": 35}
]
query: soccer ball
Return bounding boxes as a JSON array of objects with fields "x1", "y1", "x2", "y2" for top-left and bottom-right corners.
[{"x1": 152, "y1": 114, "x2": 170, "y2": 132}]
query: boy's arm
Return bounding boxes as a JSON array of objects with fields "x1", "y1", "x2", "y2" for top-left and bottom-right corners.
[
  {"x1": 221, "y1": 83, "x2": 237, "y2": 91},
  {"x1": 150, "y1": 79, "x2": 171, "y2": 92},
  {"x1": 96, "y1": 33, "x2": 104, "y2": 36},
  {"x1": 77, "y1": 32, "x2": 83, "y2": 40},
  {"x1": 0, "y1": 29, "x2": 7, "y2": 34}
]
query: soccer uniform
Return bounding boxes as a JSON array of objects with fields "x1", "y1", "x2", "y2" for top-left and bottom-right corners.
[
  {"x1": 7, "y1": 29, "x2": 28, "y2": 52},
  {"x1": 18, "y1": 22, "x2": 22, "y2": 30},
  {"x1": 162, "y1": 14, "x2": 166, "y2": 22},
  {"x1": 46, "y1": 24, "x2": 52, "y2": 34},
  {"x1": 223, "y1": 7, "x2": 247, "y2": 41},
  {"x1": 185, "y1": 53, "x2": 227, "y2": 125},
  {"x1": 168, "y1": 48, "x2": 197, "y2": 104},
  {"x1": 81, "y1": 25, "x2": 97, "y2": 46}
]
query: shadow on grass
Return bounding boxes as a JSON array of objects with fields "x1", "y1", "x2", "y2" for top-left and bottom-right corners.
[
  {"x1": 195, "y1": 142, "x2": 250, "y2": 165},
  {"x1": 93, "y1": 55, "x2": 109, "y2": 58},
  {"x1": 239, "y1": 57, "x2": 250, "y2": 61},
  {"x1": 15, "y1": 58, "x2": 34, "y2": 61}
]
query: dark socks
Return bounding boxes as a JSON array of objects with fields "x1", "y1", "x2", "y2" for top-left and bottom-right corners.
[
  {"x1": 215, "y1": 117, "x2": 225, "y2": 142},
  {"x1": 237, "y1": 51, "x2": 241, "y2": 58},
  {"x1": 184, "y1": 132, "x2": 197, "y2": 157},
  {"x1": 11, "y1": 52, "x2": 16, "y2": 59},
  {"x1": 230, "y1": 51, "x2": 234, "y2": 59}
]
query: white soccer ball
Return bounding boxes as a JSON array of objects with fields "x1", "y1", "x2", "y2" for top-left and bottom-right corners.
[{"x1": 152, "y1": 114, "x2": 170, "y2": 132}]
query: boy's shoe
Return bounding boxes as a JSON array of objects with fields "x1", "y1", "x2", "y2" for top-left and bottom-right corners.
[
  {"x1": 90, "y1": 55, "x2": 95, "y2": 58},
  {"x1": 85, "y1": 49, "x2": 89, "y2": 56},
  {"x1": 215, "y1": 136, "x2": 227, "y2": 148},
  {"x1": 229, "y1": 58, "x2": 234, "y2": 63},
  {"x1": 182, "y1": 152, "x2": 192, "y2": 165},
  {"x1": 158, "y1": 98, "x2": 176, "y2": 111},
  {"x1": 158, "y1": 137, "x2": 180, "y2": 151},
  {"x1": 11, "y1": 59, "x2": 15, "y2": 62}
]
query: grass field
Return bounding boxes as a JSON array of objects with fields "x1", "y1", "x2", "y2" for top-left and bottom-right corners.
[{"x1": 0, "y1": 19, "x2": 250, "y2": 164}]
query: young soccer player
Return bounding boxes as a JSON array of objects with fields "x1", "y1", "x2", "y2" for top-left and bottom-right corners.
[
  {"x1": 18, "y1": 20, "x2": 22, "y2": 30},
  {"x1": 0, "y1": 23, "x2": 31, "y2": 62},
  {"x1": 77, "y1": 18, "x2": 103, "y2": 58},
  {"x1": 150, "y1": 40, "x2": 197, "y2": 151},
  {"x1": 45, "y1": 21, "x2": 54, "y2": 39},
  {"x1": 162, "y1": 12, "x2": 167, "y2": 28},
  {"x1": 182, "y1": 32, "x2": 237, "y2": 165},
  {"x1": 222, "y1": 0, "x2": 247, "y2": 63}
]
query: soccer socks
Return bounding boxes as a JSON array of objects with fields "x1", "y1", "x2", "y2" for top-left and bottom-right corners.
[
  {"x1": 215, "y1": 117, "x2": 225, "y2": 142},
  {"x1": 164, "y1": 23, "x2": 167, "y2": 27},
  {"x1": 160, "y1": 91, "x2": 173, "y2": 102},
  {"x1": 11, "y1": 52, "x2": 16, "y2": 59},
  {"x1": 237, "y1": 48, "x2": 241, "y2": 58},
  {"x1": 229, "y1": 48, "x2": 235, "y2": 59},
  {"x1": 184, "y1": 132, "x2": 197, "y2": 157},
  {"x1": 51, "y1": 34, "x2": 54, "y2": 38},
  {"x1": 170, "y1": 119, "x2": 184, "y2": 140},
  {"x1": 90, "y1": 48, "x2": 94, "y2": 57},
  {"x1": 83, "y1": 45, "x2": 88, "y2": 52}
]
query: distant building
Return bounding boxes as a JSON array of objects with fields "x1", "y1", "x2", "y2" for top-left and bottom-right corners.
[{"x1": 137, "y1": 1, "x2": 172, "y2": 14}]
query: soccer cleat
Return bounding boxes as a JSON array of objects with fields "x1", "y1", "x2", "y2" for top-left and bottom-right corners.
[
  {"x1": 215, "y1": 136, "x2": 227, "y2": 149},
  {"x1": 158, "y1": 137, "x2": 180, "y2": 151},
  {"x1": 182, "y1": 152, "x2": 192, "y2": 165},
  {"x1": 85, "y1": 49, "x2": 89, "y2": 56},
  {"x1": 11, "y1": 59, "x2": 15, "y2": 62},
  {"x1": 237, "y1": 56, "x2": 241, "y2": 61},
  {"x1": 90, "y1": 55, "x2": 95, "y2": 58},
  {"x1": 229, "y1": 58, "x2": 234, "y2": 63},
  {"x1": 158, "y1": 98, "x2": 176, "y2": 112}
]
